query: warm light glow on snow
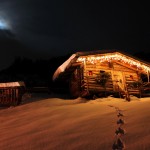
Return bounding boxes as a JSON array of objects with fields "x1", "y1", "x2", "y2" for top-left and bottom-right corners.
[
  {"x1": 1, "y1": 94, "x2": 150, "y2": 150},
  {"x1": 77, "y1": 53, "x2": 150, "y2": 73}
]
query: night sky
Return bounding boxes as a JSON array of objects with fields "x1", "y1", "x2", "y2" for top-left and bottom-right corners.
[{"x1": 0, "y1": 0, "x2": 150, "y2": 70}]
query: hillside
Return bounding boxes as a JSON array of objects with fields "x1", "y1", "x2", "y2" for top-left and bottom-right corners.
[{"x1": 0, "y1": 94, "x2": 150, "y2": 150}]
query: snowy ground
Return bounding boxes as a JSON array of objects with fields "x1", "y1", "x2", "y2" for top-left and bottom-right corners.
[{"x1": 0, "y1": 93, "x2": 150, "y2": 150}]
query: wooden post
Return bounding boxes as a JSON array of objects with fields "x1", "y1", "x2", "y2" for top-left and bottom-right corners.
[
  {"x1": 137, "y1": 71, "x2": 142, "y2": 98},
  {"x1": 3, "y1": 89, "x2": 5, "y2": 104},
  {"x1": 11, "y1": 88, "x2": 13, "y2": 104},
  {"x1": 122, "y1": 72, "x2": 130, "y2": 101},
  {"x1": 84, "y1": 59, "x2": 89, "y2": 94},
  {"x1": 148, "y1": 71, "x2": 150, "y2": 83}
]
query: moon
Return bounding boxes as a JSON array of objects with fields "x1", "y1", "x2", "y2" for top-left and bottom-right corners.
[{"x1": 0, "y1": 17, "x2": 10, "y2": 30}]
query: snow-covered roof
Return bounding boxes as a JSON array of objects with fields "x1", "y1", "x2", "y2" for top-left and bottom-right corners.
[
  {"x1": 52, "y1": 54, "x2": 77, "y2": 80},
  {"x1": 0, "y1": 81, "x2": 25, "y2": 88}
]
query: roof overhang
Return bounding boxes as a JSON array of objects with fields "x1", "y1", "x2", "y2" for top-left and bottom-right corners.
[
  {"x1": 52, "y1": 50, "x2": 150, "y2": 81},
  {"x1": 76, "y1": 51, "x2": 150, "y2": 73}
]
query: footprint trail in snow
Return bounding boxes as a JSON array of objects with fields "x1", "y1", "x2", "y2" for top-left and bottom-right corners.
[{"x1": 108, "y1": 105, "x2": 126, "y2": 150}]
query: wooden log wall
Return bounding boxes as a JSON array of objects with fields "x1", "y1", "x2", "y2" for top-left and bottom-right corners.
[
  {"x1": 82, "y1": 60, "x2": 141, "y2": 96},
  {"x1": 113, "y1": 62, "x2": 136, "y2": 72},
  {"x1": 124, "y1": 72, "x2": 141, "y2": 96},
  {"x1": 83, "y1": 61, "x2": 113, "y2": 93}
]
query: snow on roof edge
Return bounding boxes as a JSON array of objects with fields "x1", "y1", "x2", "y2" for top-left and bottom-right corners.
[{"x1": 52, "y1": 54, "x2": 77, "y2": 81}]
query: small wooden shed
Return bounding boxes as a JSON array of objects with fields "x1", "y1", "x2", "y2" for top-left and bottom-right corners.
[
  {"x1": 53, "y1": 50, "x2": 150, "y2": 100},
  {"x1": 0, "y1": 81, "x2": 26, "y2": 106}
]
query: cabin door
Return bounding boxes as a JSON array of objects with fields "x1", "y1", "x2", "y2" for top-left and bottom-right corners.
[
  {"x1": 112, "y1": 71, "x2": 125, "y2": 92},
  {"x1": 69, "y1": 65, "x2": 83, "y2": 98}
]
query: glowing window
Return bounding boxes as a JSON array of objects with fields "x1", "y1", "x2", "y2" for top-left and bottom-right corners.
[{"x1": 89, "y1": 71, "x2": 93, "y2": 76}]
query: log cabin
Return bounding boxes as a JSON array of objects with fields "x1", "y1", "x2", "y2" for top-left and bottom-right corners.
[{"x1": 52, "y1": 50, "x2": 150, "y2": 101}]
